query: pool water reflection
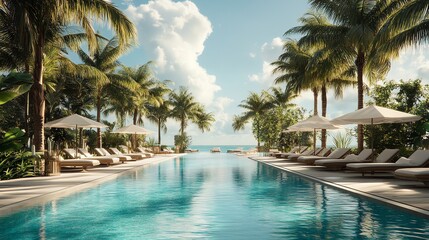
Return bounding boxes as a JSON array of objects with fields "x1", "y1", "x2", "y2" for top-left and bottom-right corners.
[{"x1": 1, "y1": 153, "x2": 428, "y2": 239}]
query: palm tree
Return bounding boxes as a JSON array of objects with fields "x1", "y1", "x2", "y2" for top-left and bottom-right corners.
[
  {"x1": 375, "y1": 1, "x2": 429, "y2": 60},
  {"x1": 268, "y1": 87, "x2": 297, "y2": 110},
  {"x1": 194, "y1": 105, "x2": 215, "y2": 133},
  {"x1": 75, "y1": 36, "x2": 129, "y2": 147},
  {"x1": 146, "y1": 100, "x2": 171, "y2": 146},
  {"x1": 232, "y1": 91, "x2": 272, "y2": 151},
  {"x1": 289, "y1": 1, "x2": 401, "y2": 150},
  {"x1": 115, "y1": 63, "x2": 161, "y2": 149},
  {"x1": 1, "y1": 0, "x2": 136, "y2": 151},
  {"x1": 272, "y1": 39, "x2": 321, "y2": 115},
  {"x1": 169, "y1": 87, "x2": 214, "y2": 136},
  {"x1": 118, "y1": 63, "x2": 164, "y2": 126}
]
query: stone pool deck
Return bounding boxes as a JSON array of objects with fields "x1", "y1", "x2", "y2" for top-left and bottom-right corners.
[
  {"x1": 0, "y1": 154, "x2": 183, "y2": 216},
  {"x1": 248, "y1": 155, "x2": 429, "y2": 217}
]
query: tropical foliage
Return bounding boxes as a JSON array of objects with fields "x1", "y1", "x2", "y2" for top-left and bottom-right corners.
[
  {"x1": 170, "y1": 87, "x2": 214, "y2": 152},
  {"x1": 365, "y1": 79, "x2": 429, "y2": 154},
  {"x1": 0, "y1": 1, "x2": 215, "y2": 179},
  {"x1": 233, "y1": 88, "x2": 304, "y2": 151},
  {"x1": 0, "y1": 128, "x2": 36, "y2": 180},
  {"x1": 266, "y1": 0, "x2": 429, "y2": 151}
]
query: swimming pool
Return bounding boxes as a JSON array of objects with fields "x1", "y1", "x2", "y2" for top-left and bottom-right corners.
[{"x1": 1, "y1": 153, "x2": 428, "y2": 239}]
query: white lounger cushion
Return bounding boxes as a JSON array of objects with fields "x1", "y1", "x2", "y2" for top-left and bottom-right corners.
[{"x1": 395, "y1": 168, "x2": 429, "y2": 176}]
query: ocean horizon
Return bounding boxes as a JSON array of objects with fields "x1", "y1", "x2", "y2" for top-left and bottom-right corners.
[{"x1": 186, "y1": 145, "x2": 256, "y2": 152}]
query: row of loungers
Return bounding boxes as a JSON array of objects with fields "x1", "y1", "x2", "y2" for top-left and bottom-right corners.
[
  {"x1": 59, "y1": 147, "x2": 156, "y2": 171},
  {"x1": 259, "y1": 147, "x2": 429, "y2": 186}
]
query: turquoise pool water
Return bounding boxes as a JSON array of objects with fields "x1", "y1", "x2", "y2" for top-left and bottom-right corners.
[{"x1": 1, "y1": 153, "x2": 429, "y2": 239}]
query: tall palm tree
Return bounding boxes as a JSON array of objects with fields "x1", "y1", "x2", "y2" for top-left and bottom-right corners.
[
  {"x1": 272, "y1": 39, "x2": 321, "y2": 115},
  {"x1": 1, "y1": 0, "x2": 136, "y2": 151},
  {"x1": 268, "y1": 87, "x2": 297, "y2": 110},
  {"x1": 232, "y1": 91, "x2": 272, "y2": 151},
  {"x1": 146, "y1": 100, "x2": 171, "y2": 146},
  {"x1": 375, "y1": 1, "x2": 429, "y2": 60},
  {"x1": 169, "y1": 87, "x2": 214, "y2": 136},
  {"x1": 118, "y1": 63, "x2": 164, "y2": 126},
  {"x1": 76, "y1": 36, "x2": 130, "y2": 147},
  {"x1": 289, "y1": 1, "x2": 402, "y2": 150},
  {"x1": 194, "y1": 105, "x2": 215, "y2": 133}
]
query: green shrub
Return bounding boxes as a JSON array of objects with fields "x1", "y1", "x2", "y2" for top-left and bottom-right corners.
[{"x1": 0, "y1": 128, "x2": 36, "y2": 180}]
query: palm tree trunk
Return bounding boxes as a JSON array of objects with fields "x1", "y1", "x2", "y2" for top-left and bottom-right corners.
[
  {"x1": 356, "y1": 51, "x2": 365, "y2": 152},
  {"x1": 32, "y1": 33, "x2": 45, "y2": 151},
  {"x1": 321, "y1": 84, "x2": 327, "y2": 148},
  {"x1": 256, "y1": 118, "x2": 261, "y2": 152},
  {"x1": 24, "y1": 64, "x2": 30, "y2": 137},
  {"x1": 312, "y1": 88, "x2": 318, "y2": 115},
  {"x1": 181, "y1": 115, "x2": 185, "y2": 136},
  {"x1": 158, "y1": 118, "x2": 161, "y2": 145},
  {"x1": 96, "y1": 93, "x2": 102, "y2": 148},
  {"x1": 133, "y1": 109, "x2": 138, "y2": 149}
]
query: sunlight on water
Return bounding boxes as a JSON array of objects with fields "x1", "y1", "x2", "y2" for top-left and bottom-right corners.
[{"x1": 1, "y1": 153, "x2": 429, "y2": 239}]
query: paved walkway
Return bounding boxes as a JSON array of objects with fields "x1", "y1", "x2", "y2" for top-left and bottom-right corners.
[
  {"x1": 0, "y1": 154, "x2": 183, "y2": 216},
  {"x1": 249, "y1": 156, "x2": 429, "y2": 217}
]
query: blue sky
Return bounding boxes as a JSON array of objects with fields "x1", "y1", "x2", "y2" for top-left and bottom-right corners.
[{"x1": 106, "y1": 0, "x2": 429, "y2": 146}]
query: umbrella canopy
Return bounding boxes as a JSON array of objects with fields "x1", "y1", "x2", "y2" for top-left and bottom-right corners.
[
  {"x1": 331, "y1": 105, "x2": 422, "y2": 125},
  {"x1": 331, "y1": 105, "x2": 421, "y2": 160},
  {"x1": 45, "y1": 114, "x2": 106, "y2": 157},
  {"x1": 112, "y1": 124, "x2": 152, "y2": 134},
  {"x1": 289, "y1": 115, "x2": 341, "y2": 130},
  {"x1": 45, "y1": 114, "x2": 107, "y2": 128},
  {"x1": 287, "y1": 115, "x2": 341, "y2": 154}
]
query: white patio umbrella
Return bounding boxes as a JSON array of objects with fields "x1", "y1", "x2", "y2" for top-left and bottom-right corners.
[
  {"x1": 331, "y1": 105, "x2": 422, "y2": 125},
  {"x1": 331, "y1": 105, "x2": 422, "y2": 158},
  {"x1": 112, "y1": 124, "x2": 152, "y2": 149},
  {"x1": 45, "y1": 114, "x2": 107, "y2": 157},
  {"x1": 112, "y1": 124, "x2": 152, "y2": 134},
  {"x1": 287, "y1": 115, "x2": 341, "y2": 155}
]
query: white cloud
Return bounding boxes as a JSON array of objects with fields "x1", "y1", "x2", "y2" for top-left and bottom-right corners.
[
  {"x1": 387, "y1": 45, "x2": 429, "y2": 84},
  {"x1": 125, "y1": 0, "x2": 220, "y2": 106},
  {"x1": 249, "y1": 53, "x2": 256, "y2": 58},
  {"x1": 249, "y1": 37, "x2": 284, "y2": 86},
  {"x1": 248, "y1": 74, "x2": 260, "y2": 82}
]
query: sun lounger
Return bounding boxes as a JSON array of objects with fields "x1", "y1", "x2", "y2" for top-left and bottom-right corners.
[
  {"x1": 67, "y1": 148, "x2": 120, "y2": 166},
  {"x1": 136, "y1": 147, "x2": 155, "y2": 157},
  {"x1": 160, "y1": 147, "x2": 175, "y2": 154},
  {"x1": 297, "y1": 148, "x2": 351, "y2": 165},
  {"x1": 59, "y1": 155, "x2": 100, "y2": 170},
  {"x1": 288, "y1": 148, "x2": 332, "y2": 161},
  {"x1": 315, "y1": 148, "x2": 399, "y2": 170},
  {"x1": 394, "y1": 168, "x2": 429, "y2": 186},
  {"x1": 285, "y1": 148, "x2": 318, "y2": 161},
  {"x1": 277, "y1": 146, "x2": 309, "y2": 158},
  {"x1": 109, "y1": 147, "x2": 148, "y2": 160},
  {"x1": 94, "y1": 148, "x2": 133, "y2": 163},
  {"x1": 315, "y1": 149, "x2": 374, "y2": 170},
  {"x1": 347, "y1": 150, "x2": 429, "y2": 176}
]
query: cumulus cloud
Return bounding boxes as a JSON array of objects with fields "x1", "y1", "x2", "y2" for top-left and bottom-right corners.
[
  {"x1": 125, "y1": 0, "x2": 220, "y2": 106},
  {"x1": 248, "y1": 37, "x2": 284, "y2": 85},
  {"x1": 387, "y1": 45, "x2": 429, "y2": 84}
]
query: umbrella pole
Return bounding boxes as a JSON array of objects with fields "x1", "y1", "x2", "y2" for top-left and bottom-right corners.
[
  {"x1": 75, "y1": 124, "x2": 78, "y2": 158},
  {"x1": 371, "y1": 118, "x2": 375, "y2": 161},
  {"x1": 313, "y1": 129, "x2": 316, "y2": 155}
]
